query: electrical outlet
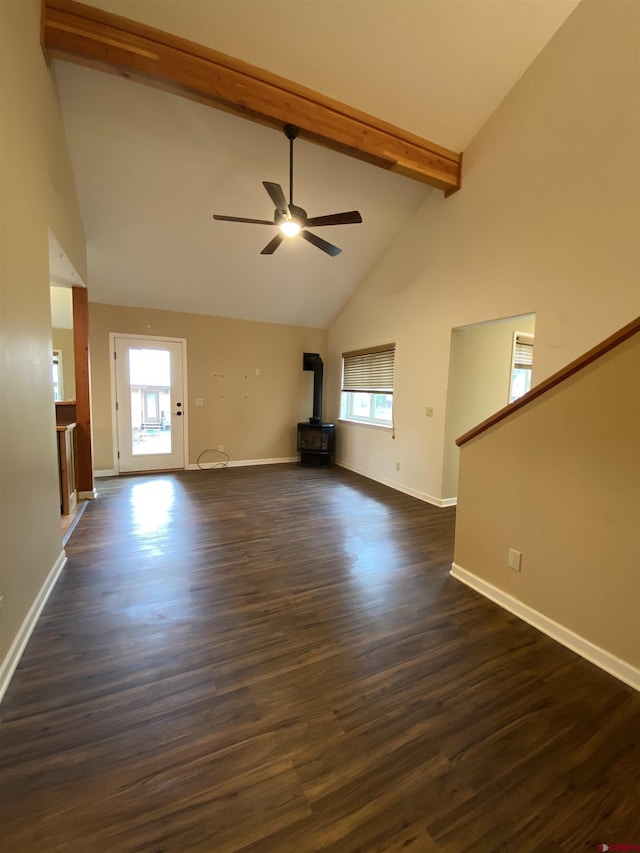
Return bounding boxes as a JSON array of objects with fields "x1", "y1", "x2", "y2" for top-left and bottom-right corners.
[
  {"x1": 425, "y1": 406, "x2": 434, "y2": 417},
  {"x1": 395, "y1": 462, "x2": 400, "y2": 472},
  {"x1": 195, "y1": 397, "x2": 204, "y2": 407},
  {"x1": 218, "y1": 444, "x2": 224, "y2": 452},
  {"x1": 508, "y1": 549, "x2": 522, "y2": 571}
]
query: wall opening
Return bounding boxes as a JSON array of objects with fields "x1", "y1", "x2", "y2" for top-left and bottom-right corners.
[{"x1": 442, "y1": 312, "x2": 536, "y2": 500}]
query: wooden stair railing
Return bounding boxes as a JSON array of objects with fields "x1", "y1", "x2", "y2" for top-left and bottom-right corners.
[{"x1": 457, "y1": 316, "x2": 640, "y2": 447}]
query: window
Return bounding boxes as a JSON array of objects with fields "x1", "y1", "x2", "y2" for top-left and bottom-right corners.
[
  {"x1": 52, "y1": 350, "x2": 63, "y2": 401},
  {"x1": 509, "y1": 333, "x2": 534, "y2": 402},
  {"x1": 341, "y1": 344, "x2": 395, "y2": 427}
]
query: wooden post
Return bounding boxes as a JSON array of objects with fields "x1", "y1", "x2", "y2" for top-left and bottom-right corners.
[{"x1": 72, "y1": 286, "x2": 95, "y2": 497}]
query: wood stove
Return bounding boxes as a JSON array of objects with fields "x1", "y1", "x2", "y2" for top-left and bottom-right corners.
[
  {"x1": 298, "y1": 353, "x2": 335, "y2": 467},
  {"x1": 297, "y1": 421, "x2": 335, "y2": 466}
]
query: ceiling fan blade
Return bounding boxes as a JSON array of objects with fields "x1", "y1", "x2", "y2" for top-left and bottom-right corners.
[
  {"x1": 263, "y1": 182, "x2": 289, "y2": 217},
  {"x1": 305, "y1": 211, "x2": 363, "y2": 227},
  {"x1": 260, "y1": 233, "x2": 284, "y2": 255},
  {"x1": 300, "y1": 230, "x2": 342, "y2": 257},
  {"x1": 213, "y1": 215, "x2": 275, "y2": 225}
]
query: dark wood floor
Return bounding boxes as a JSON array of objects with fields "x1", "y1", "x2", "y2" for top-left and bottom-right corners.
[{"x1": 1, "y1": 465, "x2": 638, "y2": 852}]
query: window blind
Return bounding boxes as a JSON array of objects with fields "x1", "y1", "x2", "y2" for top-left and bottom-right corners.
[
  {"x1": 513, "y1": 335, "x2": 534, "y2": 370},
  {"x1": 342, "y1": 344, "x2": 395, "y2": 393}
]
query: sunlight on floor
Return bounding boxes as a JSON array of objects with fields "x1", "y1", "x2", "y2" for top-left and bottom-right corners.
[{"x1": 130, "y1": 478, "x2": 175, "y2": 536}]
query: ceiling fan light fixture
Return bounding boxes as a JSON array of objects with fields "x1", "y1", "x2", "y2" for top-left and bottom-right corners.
[{"x1": 280, "y1": 219, "x2": 301, "y2": 237}]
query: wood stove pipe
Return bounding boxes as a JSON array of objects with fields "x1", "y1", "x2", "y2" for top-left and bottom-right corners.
[{"x1": 303, "y1": 352, "x2": 323, "y2": 424}]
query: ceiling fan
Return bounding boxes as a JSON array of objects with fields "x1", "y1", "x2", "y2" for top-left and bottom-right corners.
[{"x1": 213, "y1": 124, "x2": 362, "y2": 256}]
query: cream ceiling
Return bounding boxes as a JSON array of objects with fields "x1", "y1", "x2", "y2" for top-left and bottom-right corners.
[{"x1": 52, "y1": 0, "x2": 581, "y2": 328}]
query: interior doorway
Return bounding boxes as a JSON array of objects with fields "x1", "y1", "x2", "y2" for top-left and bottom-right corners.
[
  {"x1": 49, "y1": 231, "x2": 95, "y2": 508},
  {"x1": 442, "y1": 312, "x2": 536, "y2": 501}
]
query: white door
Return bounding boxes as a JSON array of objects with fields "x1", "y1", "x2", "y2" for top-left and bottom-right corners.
[{"x1": 114, "y1": 336, "x2": 186, "y2": 472}]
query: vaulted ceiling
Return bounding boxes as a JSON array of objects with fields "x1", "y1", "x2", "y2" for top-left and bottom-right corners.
[{"x1": 49, "y1": 0, "x2": 580, "y2": 328}]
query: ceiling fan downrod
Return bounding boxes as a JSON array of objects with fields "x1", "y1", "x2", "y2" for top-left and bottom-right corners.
[{"x1": 284, "y1": 123, "x2": 299, "y2": 206}]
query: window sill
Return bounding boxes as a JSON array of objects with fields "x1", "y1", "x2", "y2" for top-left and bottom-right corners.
[{"x1": 338, "y1": 418, "x2": 393, "y2": 432}]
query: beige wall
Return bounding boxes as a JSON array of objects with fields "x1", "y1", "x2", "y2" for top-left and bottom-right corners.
[
  {"x1": 442, "y1": 314, "x2": 536, "y2": 499},
  {"x1": 327, "y1": 0, "x2": 640, "y2": 504},
  {"x1": 89, "y1": 303, "x2": 327, "y2": 470},
  {"x1": 454, "y1": 334, "x2": 640, "y2": 670},
  {"x1": 52, "y1": 327, "x2": 77, "y2": 401},
  {"x1": 0, "y1": 3, "x2": 87, "y2": 682}
]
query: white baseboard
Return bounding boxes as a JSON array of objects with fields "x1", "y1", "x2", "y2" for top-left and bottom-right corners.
[
  {"x1": 439, "y1": 497, "x2": 458, "y2": 507},
  {"x1": 334, "y1": 459, "x2": 457, "y2": 508},
  {"x1": 450, "y1": 562, "x2": 640, "y2": 692},
  {"x1": 228, "y1": 456, "x2": 298, "y2": 468},
  {"x1": 99, "y1": 459, "x2": 298, "y2": 477},
  {"x1": 186, "y1": 456, "x2": 298, "y2": 471},
  {"x1": 0, "y1": 551, "x2": 68, "y2": 705}
]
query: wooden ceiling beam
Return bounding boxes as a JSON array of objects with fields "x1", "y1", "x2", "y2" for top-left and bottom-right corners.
[{"x1": 42, "y1": 0, "x2": 462, "y2": 194}]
